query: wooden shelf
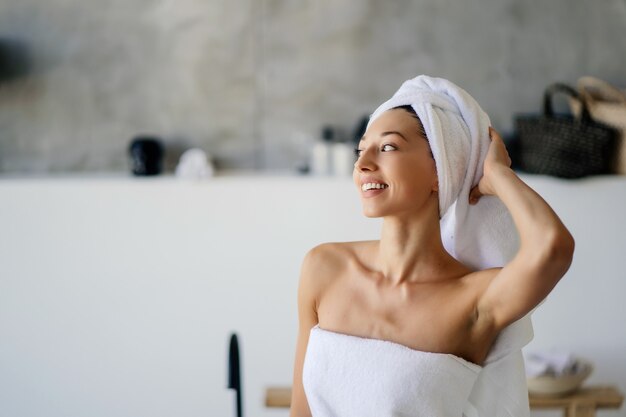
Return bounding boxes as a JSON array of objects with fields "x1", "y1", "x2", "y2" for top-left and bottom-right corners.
[{"x1": 266, "y1": 385, "x2": 624, "y2": 417}]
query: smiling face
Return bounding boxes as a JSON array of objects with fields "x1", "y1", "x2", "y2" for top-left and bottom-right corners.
[{"x1": 353, "y1": 107, "x2": 439, "y2": 219}]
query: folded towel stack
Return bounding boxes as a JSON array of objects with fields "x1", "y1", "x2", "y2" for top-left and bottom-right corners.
[{"x1": 525, "y1": 350, "x2": 581, "y2": 378}]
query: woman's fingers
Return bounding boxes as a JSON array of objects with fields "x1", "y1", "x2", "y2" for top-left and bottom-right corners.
[
  {"x1": 489, "y1": 126, "x2": 502, "y2": 141},
  {"x1": 487, "y1": 127, "x2": 512, "y2": 168},
  {"x1": 469, "y1": 185, "x2": 482, "y2": 205},
  {"x1": 470, "y1": 127, "x2": 511, "y2": 206}
]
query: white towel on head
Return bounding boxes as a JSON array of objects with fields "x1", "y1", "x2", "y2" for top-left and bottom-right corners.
[{"x1": 367, "y1": 75, "x2": 534, "y2": 417}]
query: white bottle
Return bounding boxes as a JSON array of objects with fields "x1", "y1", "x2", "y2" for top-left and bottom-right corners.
[
  {"x1": 311, "y1": 141, "x2": 331, "y2": 176},
  {"x1": 310, "y1": 126, "x2": 335, "y2": 176},
  {"x1": 332, "y1": 141, "x2": 356, "y2": 176}
]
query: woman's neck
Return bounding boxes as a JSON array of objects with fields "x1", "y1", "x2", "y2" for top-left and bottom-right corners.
[{"x1": 376, "y1": 213, "x2": 464, "y2": 286}]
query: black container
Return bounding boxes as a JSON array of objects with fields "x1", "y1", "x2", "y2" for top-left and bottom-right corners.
[
  {"x1": 128, "y1": 136, "x2": 164, "y2": 176},
  {"x1": 228, "y1": 333, "x2": 243, "y2": 417}
]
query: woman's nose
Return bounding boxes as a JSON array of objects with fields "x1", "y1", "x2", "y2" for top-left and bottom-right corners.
[{"x1": 354, "y1": 149, "x2": 377, "y2": 172}]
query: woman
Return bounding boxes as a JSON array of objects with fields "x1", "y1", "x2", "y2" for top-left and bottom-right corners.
[{"x1": 290, "y1": 76, "x2": 575, "y2": 417}]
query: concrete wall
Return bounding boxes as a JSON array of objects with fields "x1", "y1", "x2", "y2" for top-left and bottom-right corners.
[
  {"x1": 1, "y1": 0, "x2": 625, "y2": 173},
  {"x1": 1, "y1": 173, "x2": 625, "y2": 417}
]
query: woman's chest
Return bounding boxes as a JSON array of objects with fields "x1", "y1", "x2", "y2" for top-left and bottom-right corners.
[{"x1": 317, "y1": 275, "x2": 480, "y2": 354}]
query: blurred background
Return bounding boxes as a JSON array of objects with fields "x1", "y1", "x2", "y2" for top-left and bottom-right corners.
[
  {"x1": 0, "y1": 0, "x2": 625, "y2": 174},
  {"x1": 1, "y1": 1, "x2": 626, "y2": 417}
]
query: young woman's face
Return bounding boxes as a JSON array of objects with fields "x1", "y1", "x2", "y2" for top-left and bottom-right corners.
[{"x1": 353, "y1": 108, "x2": 439, "y2": 218}]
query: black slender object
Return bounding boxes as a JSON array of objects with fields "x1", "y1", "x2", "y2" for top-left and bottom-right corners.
[{"x1": 227, "y1": 333, "x2": 243, "y2": 417}]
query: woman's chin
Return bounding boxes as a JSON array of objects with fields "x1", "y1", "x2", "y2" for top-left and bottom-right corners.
[{"x1": 361, "y1": 207, "x2": 387, "y2": 218}]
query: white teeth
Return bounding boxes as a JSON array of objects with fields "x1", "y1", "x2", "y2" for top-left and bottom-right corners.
[{"x1": 361, "y1": 182, "x2": 389, "y2": 191}]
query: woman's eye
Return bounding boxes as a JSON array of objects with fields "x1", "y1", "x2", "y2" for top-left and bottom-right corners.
[{"x1": 354, "y1": 144, "x2": 396, "y2": 158}]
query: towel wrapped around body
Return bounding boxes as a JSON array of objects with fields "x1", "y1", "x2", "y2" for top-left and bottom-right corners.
[{"x1": 303, "y1": 324, "x2": 483, "y2": 417}]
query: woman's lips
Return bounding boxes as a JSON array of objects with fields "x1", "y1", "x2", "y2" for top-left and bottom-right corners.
[
  {"x1": 361, "y1": 187, "x2": 388, "y2": 198},
  {"x1": 359, "y1": 181, "x2": 389, "y2": 198}
]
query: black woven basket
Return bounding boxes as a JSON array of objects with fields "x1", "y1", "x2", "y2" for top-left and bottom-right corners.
[{"x1": 515, "y1": 83, "x2": 619, "y2": 179}]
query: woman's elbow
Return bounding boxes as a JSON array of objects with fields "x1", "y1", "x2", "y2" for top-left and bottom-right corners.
[
  {"x1": 546, "y1": 228, "x2": 575, "y2": 275},
  {"x1": 554, "y1": 228, "x2": 575, "y2": 260}
]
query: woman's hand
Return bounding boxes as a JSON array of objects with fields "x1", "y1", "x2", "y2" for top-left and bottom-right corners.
[{"x1": 469, "y1": 127, "x2": 513, "y2": 205}]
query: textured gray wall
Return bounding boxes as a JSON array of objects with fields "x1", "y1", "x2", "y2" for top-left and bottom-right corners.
[{"x1": 0, "y1": 0, "x2": 625, "y2": 173}]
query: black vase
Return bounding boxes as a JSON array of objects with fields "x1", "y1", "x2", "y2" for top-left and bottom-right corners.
[{"x1": 129, "y1": 136, "x2": 163, "y2": 176}]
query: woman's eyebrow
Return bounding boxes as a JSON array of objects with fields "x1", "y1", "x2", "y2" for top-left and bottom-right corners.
[{"x1": 360, "y1": 131, "x2": 409, "y2": 143}]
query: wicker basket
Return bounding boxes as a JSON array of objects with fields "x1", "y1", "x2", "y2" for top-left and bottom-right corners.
[{"x1": 515, "y1": 83, "x2": 619, "y2": 179}]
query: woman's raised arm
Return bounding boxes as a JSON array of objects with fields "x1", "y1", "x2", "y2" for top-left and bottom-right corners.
[{"x1": 471, "y1": 128, "x2": 575, "y2": 330}]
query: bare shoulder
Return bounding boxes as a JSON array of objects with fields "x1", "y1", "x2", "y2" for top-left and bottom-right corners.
[
  {"x1": 300, "y1": 241, "x2": 371, "y2": 293},
  {"x1": 301, "y1": 241, "x2": 364, "y2": 276},
  {"x1": 302, "y1": 241, "x2": 348, "y2": 270}
]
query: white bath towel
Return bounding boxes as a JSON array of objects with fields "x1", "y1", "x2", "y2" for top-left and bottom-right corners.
[
  {"x1": 367, "y1": 75, "x2": 534, "y2": 417},
  {"x1": 303, "y1": 324, "x2": 482, "y2": 417}
]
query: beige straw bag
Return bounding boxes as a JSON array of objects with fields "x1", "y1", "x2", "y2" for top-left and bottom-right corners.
[{"x1": 570, "y1": 76, "x2": 626, "y2": 174}]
